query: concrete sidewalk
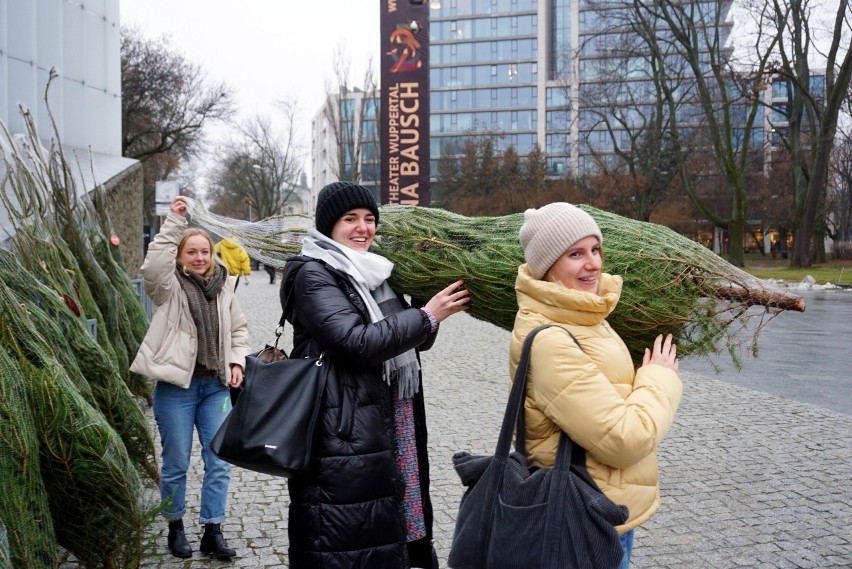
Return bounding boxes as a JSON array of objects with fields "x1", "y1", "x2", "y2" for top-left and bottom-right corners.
[{"x1": 139, "y1": 279, "x2": 852, "y2": 568}]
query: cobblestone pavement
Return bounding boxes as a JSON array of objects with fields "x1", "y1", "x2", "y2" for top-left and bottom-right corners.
[{"x1": 139, "y1": 278, "x2": 852, "y2": 568}]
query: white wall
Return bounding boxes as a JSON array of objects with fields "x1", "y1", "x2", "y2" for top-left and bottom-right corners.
[{"x1": 0, "y1": 0, "x2": 121, "y2": 156}]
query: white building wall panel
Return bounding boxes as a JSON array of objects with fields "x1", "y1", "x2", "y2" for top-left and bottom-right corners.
[{"x1": 1, "y1": 0, "x2": 120, "y2": 156}]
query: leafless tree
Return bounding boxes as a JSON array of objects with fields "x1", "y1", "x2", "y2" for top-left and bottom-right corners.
[
  {"x1": 434, "y1": 134, "x2": 551, "y2": 215},
  {"x1": 766, "y1": 0, "x2": 852, "y2": 266},
  {"x1": 612, "y1": 0, "x2": 784, "y2": 266},
  {"x1": 120, "y1": 26, "x2": 236, "y2": 223},
  {"x1": 576, "y1": 24, "x2": 686, "y2": 222},
  {"x1": 207, "y1": 103, "x2": 305, "y2": 221},
  {"x1": 827, "y1": 104, "x2": 852, "y2": 254}
]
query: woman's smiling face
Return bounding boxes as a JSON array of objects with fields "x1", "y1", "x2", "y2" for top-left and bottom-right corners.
[
  {"x1": 330, "y1": 208, "x2": 377, "y2": 251},
  {"x1": 545, "y1": 235, "x2": 603, "y2": 294},
  {"x1": 178, "y1": 234, "x2": 213, "y2": 274}
]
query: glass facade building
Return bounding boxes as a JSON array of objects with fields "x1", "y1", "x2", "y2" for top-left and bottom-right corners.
[
  {"x1": 315, "y1": 1, "x2": 798, "y2": 190},
  {"x1": 428, "y1": 0, "x2": 739, "y2": 177},
  {"x1": 311, "y1": 90, "x2": 381, "y2": 202},
  {"x1": 429, "y1": 0, "x2": 548, "y2": 173}
]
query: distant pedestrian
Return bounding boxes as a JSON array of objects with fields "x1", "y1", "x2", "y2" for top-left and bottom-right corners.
[
  {"x1": 280, "y1": 181, "x2": 470, "y2": 568},
  {"x1": 511, "y1": 202, "x2": 683, "y2": 568},
  {"x1": 131, "y1": 195, "x2": 251, "y2": 560},
  {"x1": 264, "y1": 263, "x2": 277, "y2": 284},
  {"x1": 214, "y1": 238, "x2": 251, "y2": 289}
]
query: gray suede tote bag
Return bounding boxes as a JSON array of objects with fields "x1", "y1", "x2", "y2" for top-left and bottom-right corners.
[{"x1": 448, "y1": 325, "x2": 629, "y2": 569}]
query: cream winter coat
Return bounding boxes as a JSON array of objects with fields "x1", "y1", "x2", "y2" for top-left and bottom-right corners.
[
  {"x1": 510, "y1": 264, "x2": 683, "y2": 532},
  {"x1": 130, "y1": 213, "x2": 251, "y2": 388}
]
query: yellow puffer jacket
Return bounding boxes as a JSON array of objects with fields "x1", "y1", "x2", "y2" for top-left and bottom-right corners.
[
  {"x1": 214, "y1": 238, "x2": 252, "y2": 277},
  {"x1": 510, "y1": 264, "x2": 683, "y2": 533}
]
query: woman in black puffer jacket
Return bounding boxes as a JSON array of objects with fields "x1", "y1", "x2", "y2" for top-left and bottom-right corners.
[{"x1": 280, "y1": 182, "x2": 470, "y2": 569}]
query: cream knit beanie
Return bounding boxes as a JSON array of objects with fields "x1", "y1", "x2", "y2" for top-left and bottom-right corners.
[{"x1": 519, "y1": 203, "x2": 603, "y2": 279}]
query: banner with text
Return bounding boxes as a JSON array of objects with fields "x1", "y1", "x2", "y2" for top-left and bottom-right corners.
[{"x1": 380, "y1": 0, "x2": 430, "y2": 206}]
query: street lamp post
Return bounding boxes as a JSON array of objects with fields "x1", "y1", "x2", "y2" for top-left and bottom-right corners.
[{"x1": 250, "y1": 163, "x2": 264, "y2": 221}]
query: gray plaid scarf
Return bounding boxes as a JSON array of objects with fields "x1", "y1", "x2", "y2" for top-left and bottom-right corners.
[{"x1": 301, "y1": 230, "x2": 422, "y2": 399}]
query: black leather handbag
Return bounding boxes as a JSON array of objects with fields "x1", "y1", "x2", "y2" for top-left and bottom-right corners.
[
  {"x1": 448, "y1": 325, "x2": 629, "y2": 569},
  {"x1": 211, "y1": 323, "x2": 328, "y2": 478}
]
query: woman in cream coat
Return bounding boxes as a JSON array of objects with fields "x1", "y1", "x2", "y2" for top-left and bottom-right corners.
[
  {"x1": 131, "y1": 195, "x2": 251, "y2": 560},
  {"x1": 510, "y1": 203, "x2": 682, "y2": 568}
]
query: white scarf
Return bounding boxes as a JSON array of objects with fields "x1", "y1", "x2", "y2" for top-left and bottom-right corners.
[{"x1": 300, "y1": 230, "x2": 422, "y2": 398}]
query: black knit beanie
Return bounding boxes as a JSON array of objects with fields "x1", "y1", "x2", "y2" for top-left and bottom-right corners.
[{"x1": 314, "y1": 181, "x2": 380, "y2": 237}]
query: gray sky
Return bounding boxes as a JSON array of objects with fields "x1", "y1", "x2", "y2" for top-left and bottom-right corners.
[{"x1": 119, "y1": 0, "x2": 382, "y2": 177}]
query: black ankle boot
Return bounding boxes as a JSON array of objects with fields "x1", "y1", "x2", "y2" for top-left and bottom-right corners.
[
  {"x1": 166, "y1": 519, "x2": 192, "y2": 558},
  {"x1": 200, "y1": 523, "x2": 236, "y2": 560}
]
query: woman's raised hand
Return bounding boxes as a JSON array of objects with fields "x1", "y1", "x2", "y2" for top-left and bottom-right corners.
[
  {"x1": 642, "y1": 333, "x2": 680, "y2": 372},
  {"x1": 424, "y1": 280, "x2": 470, "y2": 323},
  {"x1": 170, "y1": 195, "x2": 189, "y2": 217}
]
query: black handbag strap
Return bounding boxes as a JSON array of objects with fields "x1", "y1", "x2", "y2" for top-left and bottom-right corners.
[
  {"x1": 512, "y1": 326, "x2": 591, "y2": 565},
  {"x1": 514, "y1": 326, "x2": 584, "y2": 462},
  {"x1": 499, "y1": 325, "x2": 585, "y2": 476},
  {"x1": 470, "y1": 325, "x2": 596, "y2": 567},
  {"x1": 271, "y1": 311, "x2": 288, "y2": 350}
]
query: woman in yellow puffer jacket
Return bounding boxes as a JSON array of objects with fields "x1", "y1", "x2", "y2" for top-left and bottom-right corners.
[
  {"x1": 214, "y1": 238, "x2": 252, "y2": 289},
  {"x1": 509, "y1": 202, "x2": 683, "y2": 568}
]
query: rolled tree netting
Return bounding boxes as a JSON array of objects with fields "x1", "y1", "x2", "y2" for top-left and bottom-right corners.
[
  {"x1": 0, "y1": 284, "x2": 156, "y2": 569},
  {"x1": 186, "y1": 200, "x2": 804, "y2": 367},
  {"x1": 0, "y1": 249, "x2": 157, "y2": 482},
  {"x1": 0, "y1": 349, "x2": 57, "y2": 569}
]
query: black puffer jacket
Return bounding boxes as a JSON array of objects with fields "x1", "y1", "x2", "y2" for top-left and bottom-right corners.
[{"x1": 280, "y1": 256, "x2": 439, "y2": 569}]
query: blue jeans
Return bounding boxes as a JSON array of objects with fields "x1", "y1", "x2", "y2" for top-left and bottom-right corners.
[
  {"x1": 153, "y1": 376, "x2": 232, "y2": 524},
  {"x1": 619, "y1": 529, "x2": 635, "y2": 569}
]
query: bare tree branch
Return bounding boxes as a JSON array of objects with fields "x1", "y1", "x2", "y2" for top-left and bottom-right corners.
[
  {"x1": 120, "y1": 26, "x2": 236, "y2": 223},
  {"x1": 207, "y1": 108, "x2": 306, "y2": 221}
]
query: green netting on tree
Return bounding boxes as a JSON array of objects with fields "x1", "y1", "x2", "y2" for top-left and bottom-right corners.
[
  {"x1": 0, "y1": 114, "x2": 149, "y2": 400},
  {"x1": 85, "y1": 180, "x2": 150, "y2": 346},
  {"x1": 0, "y1": 269, "x2": 97, "y2": 409},
  {"x1": 90, "y1": 237, "x2": 153, "y2": 398},
  {"x1": 11, "y1": 226, "x2": 150, "y2": 399},
  {"x1": 91, "y1": 233, "x2": 149, "y2": 345},
  {"x1": 54, "y1": 225, "x2": 136, "y2": 389},
  {"x1": 188, "y1": 200, "x2": 804, "y2": 366},
  {"x1": 10, "y1": 223, "x2": 122, "y2": 367},
  {"x1": 0, "y1": 249, "x2": 157, "y2": 481},
  {"x1": 0, "y1": 284, "x2": 156, "y2": 569},
  {"x1": 84, "y1": 196, "x2": 152, "y2": 400},
  {"x1": 0, "y1": 349, "x2": 57, "y2": 569}
]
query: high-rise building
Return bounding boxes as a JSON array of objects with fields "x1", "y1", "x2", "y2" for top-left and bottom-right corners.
[
  {"x1": 429, "y1": 0, "x2": 545, "y2": 172},
  {"x1": 429, "y1": 0, "x2": 737, "y2": 176},
  {"x1": 315, "y1": 1, "x2": 806, "y2": 198},
  {"x1": 311, "y1": 88, "x2": 381, "y2": 202}
]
